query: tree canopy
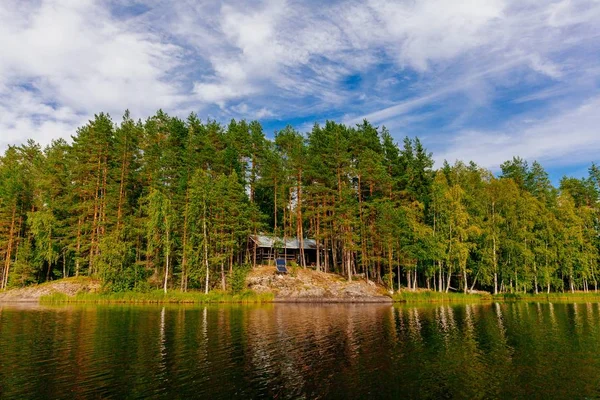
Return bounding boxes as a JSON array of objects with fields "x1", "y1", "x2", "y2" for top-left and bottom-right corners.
[{"x1": 1, "y1": 111, "x2": 598, "y2": 294}]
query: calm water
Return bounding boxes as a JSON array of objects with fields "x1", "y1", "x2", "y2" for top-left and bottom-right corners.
[{"x1": 1, "y1": 302, "x2": 600, "y2": 399}]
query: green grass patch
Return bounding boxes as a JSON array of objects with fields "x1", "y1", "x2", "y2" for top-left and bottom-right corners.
[
  {"x1": 40, "y1": 289, "x2": 274, "y2": 304},
  {"x1": 392, "y1": 290, "x2": 600, "y2": 304},
  {"x1": 492, "y1": 291, "x2": 600, "y2": 302},
  {"x1": 393, "y1": 290, "x2": 493, "y2": 303}
]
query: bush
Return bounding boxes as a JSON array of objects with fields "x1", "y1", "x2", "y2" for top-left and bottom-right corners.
[
  {"x1": 382, "y1": 272, "x2": 395, "y2": 291},
  {"x1": 229, "y1": 265, "x2": 250, "y2": 294}
]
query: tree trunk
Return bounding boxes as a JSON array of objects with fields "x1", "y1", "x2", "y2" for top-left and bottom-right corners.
[
  {"x1": 181, "y1": 189, "x2": 190, "y2": 291},
  {"x1": 273, "y1": 179, "x2": 278, "y2": 233},
  {"x1": 492, "y1": 201, "x2": 498, "y2": 295},
  {"x1": 493, "y1": 235, "x2": 498, "y2": 295},
  {"x1": 534, "y1": 262, "x2": 538, "y2": 294},
  {"x1": 89, "y1": 157, "x2": 102, "y2": 275},
  {"x1": 46, "y1": 261, "x2": 52, "y2": 282},
  {"x1": 203, "y1": 200, "x2": 209, "y2": 295},
  {"x1": 470, "y1": 271, "x2": 479, "y2": 291},
  {"x1": 570, "y1": 274, "x2": 575, "y2": 293},
  {"x1": 163, "y1": 224, "x2": 170, "y2": 294},
  {"x1": 250, "y1": 152, "x2": 256, "y2": 203},
  {"x1": 297, "y1": 171, "x2": 306, "y2": 268},
  {"x1": 2, "y1": 205, "x2": 17, "y2": 290},
  {"x1": 438, "y1": 261, "x2": 443, "y2": 293},
  {"x1": 75, "y1": 216, "x2": 82, "y2": 277},
  {"x1": 0, "y1": 206, "x2": 17, "y2": 289},
  {"x1": 316, "y1": 208, "x2": 321, "y2": 271},
  {"x1": 116, "y1": 133, "x2": 129, "y2": 232},
  {"x1": 413, "y1": 268, "x2": 418, "y2": 290},
  {"x1": 221, "y1": 261, "x2": 226, "y2": 291},
  {"x1": 346, "y1": 248, "x2": 352, "y2": 282},
  {"x1": 358, "y1": 174, "x2": 366, "y2": 275},
  {"x1": 388, "y1": 244, "x2": 393, "y2": 291}
]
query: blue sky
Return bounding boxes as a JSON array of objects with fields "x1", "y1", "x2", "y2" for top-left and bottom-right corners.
[{"x1": 1, "y1": 0, "x2": 599, "y2": 183}]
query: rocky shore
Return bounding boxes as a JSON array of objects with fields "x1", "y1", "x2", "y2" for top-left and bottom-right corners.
[
  {"x1": 247, "y1": 265, "x2": 392, "y2": 303},
  {"x1": 0, "y1": 277, "x2": 101, "y2": 302}
]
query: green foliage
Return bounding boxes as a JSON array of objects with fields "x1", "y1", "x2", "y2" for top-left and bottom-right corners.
[
  {"x1": 229, "y1": 265, "x2": 250, "y2": 294},
  {"x1": 393, "y1": 290, "x2": 492, "y2": 303},
  {"x1": 383, "y1": 272, "x2": 395, "y2": 291},
  {"x1": 7, "y1": 240, "x2": 37, "y2": 288},
  {"x1": 288, "y1": 263, "x2": 299, "y2": 277}
]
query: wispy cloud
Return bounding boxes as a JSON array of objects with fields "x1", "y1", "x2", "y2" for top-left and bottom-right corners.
[
  {"x1": 0, "y1": 0, "x2": 184, "y2": 147},
  {"x1": 436, "y1": 96, "x2": 600, "y2": 169},
  {"x1": 0, "y1": 0, "x2": 599, "y2": 174}
]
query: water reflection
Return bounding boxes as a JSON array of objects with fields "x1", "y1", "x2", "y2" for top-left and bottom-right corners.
[{"x1": 1, "y1": 302, "x2": 600, "y2": 399}]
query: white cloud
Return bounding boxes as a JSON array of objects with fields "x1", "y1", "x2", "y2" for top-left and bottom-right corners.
[
  {"x1": 228, "y1": 103, "x2": 275, "y2": 119},
  {"x1": 436, "y1": 96, "x2": 600, "y2": 169},
  {"x1": 546, "y1": 0, "x2": 600, "y2": 27},
  {"x1": 2, "y1": 1, "x2": 182, "y2": 110},
  {"x1": 194, "y1": 80, "x2": 257, "y2": 105},
  {"x1": 364, "y1": 0, "x2": 506, "y2": 70},
  {"x1": 255, "y1": 107, "x2": 275, "y2": 119},
  {"x1": 0, "y1": 0, "x2": 183, "y2": 149},
  {"x1": 0, "y1": 85, "x2": 85, "y2": 149}
]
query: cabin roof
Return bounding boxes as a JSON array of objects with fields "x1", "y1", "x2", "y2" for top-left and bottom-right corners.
[{"x1": 250, "y1": 235, "x2": 317, "y2": 250}]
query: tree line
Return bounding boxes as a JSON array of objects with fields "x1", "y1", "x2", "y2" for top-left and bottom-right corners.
[{"x1": 0, "y1": 110, "x2": 598, "y2": 294}]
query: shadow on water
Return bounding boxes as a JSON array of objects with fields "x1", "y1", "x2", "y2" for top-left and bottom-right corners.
[{"x1": 1, "y1": 302, "x2": 600, "y2": 399}]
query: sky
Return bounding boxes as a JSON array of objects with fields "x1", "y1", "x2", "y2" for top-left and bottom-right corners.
[{"x1": 1, "y1": 0, "x2": 599, "y2": 182}]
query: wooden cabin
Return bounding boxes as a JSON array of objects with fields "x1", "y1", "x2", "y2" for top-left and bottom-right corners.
[{"x1": 249, "y1": 235, "x2": 319, "y2": 266}]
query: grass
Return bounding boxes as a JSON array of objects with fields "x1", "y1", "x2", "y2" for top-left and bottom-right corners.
[
  {"x1": 40, "y1": 289, "x2": 274, "y2": 304},
  {"x1": 493, "y1": 291, "x2": 600, "y2": 302},
  {"x1": 392, "y1": 289, "x2": 600, "y2": 304},
  {"x1": 393, "y1": 290, "x2": 493, "y2": 303}
]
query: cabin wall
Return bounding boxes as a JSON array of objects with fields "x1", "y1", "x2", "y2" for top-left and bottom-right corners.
[{"x1": 252, "y1": 246, "x2": 319, "y2": 266}]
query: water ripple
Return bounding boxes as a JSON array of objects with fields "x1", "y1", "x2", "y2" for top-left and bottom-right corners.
[{"x1": 2, "y1": 302, "x2": 600, "y2": 399}]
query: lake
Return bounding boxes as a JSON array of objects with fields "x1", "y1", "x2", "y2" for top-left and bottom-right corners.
[{"x1": 1, "y1": 302, "x2": 600, "y2": 399}]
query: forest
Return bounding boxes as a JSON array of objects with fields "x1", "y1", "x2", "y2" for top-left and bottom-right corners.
[{"x1": 0, "y1": 110, "x2": 599, "y2": 295}]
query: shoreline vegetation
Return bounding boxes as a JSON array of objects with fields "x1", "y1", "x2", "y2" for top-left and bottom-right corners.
[
  {"x1": 37, "y1": 291, "x2": 600, "y2": 305},
  {"x1": 2, "y1": 275, "x2": 600, "y2": 305},
  {"x1": 393, "y1": 290, "x2": 600, "y2": 303},
  {"x1": 37, "y1": 290, "x2": 600, "y2": 305},
  {"x1": 39, "y1": 290, "x2": 275, "y2": 304}
]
